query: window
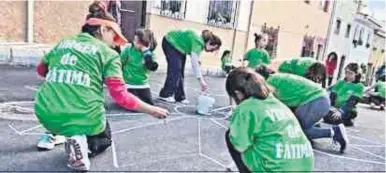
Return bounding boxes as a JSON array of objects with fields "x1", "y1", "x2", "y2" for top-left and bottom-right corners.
[
  {"x1": 345, "y1": 24, "x2": 351, "y2": 38},
  {"x1": 207, "y1": 0, "x2": 239, "y2": 28},
  {"x1": 305, "y1": 0, "x2": 310, "y2": 4},
  {"x1": 323, "y1": 0, "x2": 330, "y2": 12},
  {"x1": 301, "y1": 35, "x2": 315, "y2": 57},
  {"x1": 359, "y1": 28, "x2": 364, "y2": 45},
  {"x1": 366, "y1": 31, "x2": 371, "y2": 48},
  {"x1": 155, "y1": 0, "x2": 187, "y2": 19},
  {"x1": 315, "y1": 44, "x2": 323, "y2": 60},
  {"x1": 335, "y1": 20, "x2": 341, "y2": 35},
  {"x1": 261, "y1": 23, "x2": 280, "y2": 59}
]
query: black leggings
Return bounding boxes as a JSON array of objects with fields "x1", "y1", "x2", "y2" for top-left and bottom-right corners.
[
  {"x1": 87, "y1": 121, "x2": 112, "y2": 158},
  {"x1": 128, "y1": 88, "x2": 154, "y2": 105},
  {"x1": 225, "y1": 130, "x2": 251, "y2": 173}
]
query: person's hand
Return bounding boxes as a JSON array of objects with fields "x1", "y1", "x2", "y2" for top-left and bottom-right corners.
[
  {"x1": 149, "y1": 106, "x2": 169, "y2": 119},
  {"x1": 199, "y1": 78, "x2": 209, "y2": 92}
]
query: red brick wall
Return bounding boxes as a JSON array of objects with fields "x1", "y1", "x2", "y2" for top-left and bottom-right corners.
[
  {"x1": 34, "y1": 1, "x2": 93, "y2": 43},
  {"x1": 0, "y1": 1, "x2": 27, "y2": 42}
]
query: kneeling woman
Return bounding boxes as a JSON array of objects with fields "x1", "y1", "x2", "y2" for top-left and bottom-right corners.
[
  {"x1": 256, "y1": 65, "x2": 348, "y2": 153},
  {"x1": 34, "y1": 5, "x2": 168, "y2": 171},
  {"x1": 225, "y1": 68, "x2": 314, "y2": 172}
]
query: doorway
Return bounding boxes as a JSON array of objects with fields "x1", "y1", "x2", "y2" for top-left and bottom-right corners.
[{"x1": 120, "y1": 1, "x2": 147, "y2": 42}]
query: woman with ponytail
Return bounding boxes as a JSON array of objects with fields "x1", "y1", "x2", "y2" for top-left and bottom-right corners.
[
  {"x1": 225, "y1": 67, "x2": 313, "y2": 172},
  {"x1": 34, "y1": 1, "x2": 168, "y2": 170},
  {"x1": 159, "y1": 29, "x2": 222, "y2": 103},
  {"x1": 243, "y1": 33, "x2": 271, "y2": 68}
]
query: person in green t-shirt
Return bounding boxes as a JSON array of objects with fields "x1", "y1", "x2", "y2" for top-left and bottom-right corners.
[
  {"x1": 159, "y1": 29, "x2": 222, "y2": 103},
  {"x1": 121, "y1": 28, "x2": 158, "y2": 105},
  {"x1": 364, "y1": 76, "x2": 385, "y2": 110},
  {"x1": 329, "y1": 63, "x2": 365, "y2": 127},
  {"x1": 220, "y1": 50, "x2": 235, "y2": 74},
  {"x1": 278, "y1": 57, "x2": 326, "y2": 84},
  {"x1": 255, "y1": 65, "x2": 348, "y2": 153},
  {"x1": 243, "y1": 33, "x2": 271, "y2": 68},
  {"x1": 34, "y1": 3, "x2": 168, "y2": 171},
  {"x1": 225, "y1": 67, "x2": 314, "y2": 172}
]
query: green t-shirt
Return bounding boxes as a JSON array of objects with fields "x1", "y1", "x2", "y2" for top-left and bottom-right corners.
[
  {"x1": 121, "y1": 45, "x2": 153, "y2": 86},
  {"x1": 331, "y1": 80, "x2": 365, "y2": 108},
  {"x1": 229, "y1": 95, "x2": 314, "y2": 172},
  {"x1": 244, "y1": 48, "x2": 271, "y2": 68},
  {"x1": 165, "y1": 29, "x2": 204, "y2": 55},
  {"x1": 375, "y1": 81, "x2": 386, "y2": 98},
  {"x1": 34, "y1": 33, "x2": 122, "y2": 136},
  {"x1": 278, "y1": 57, "x2": 317, "y2": 77},
  {"x1": 268, "y1": 73, "x2": 328, "y2": 107},
  {"x1": 221, "y1": 55, "x2": 232, "y2": 70}
]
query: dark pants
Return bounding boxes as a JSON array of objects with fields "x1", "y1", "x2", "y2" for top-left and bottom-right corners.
[
  {"x1": 295, "y1": 97, "x2": 331, "y2": 139},
  {"x1": 223, "y1": 65, "x2": 235, "y2": 74},
  {"x1": 87, "y1": 121, "x2": 112, "y2": 157},
  {"x1": 370, "y1": 94, "x2": 385, "y2": 106},
  {"x1": 322, "y1": 75, "x2": 333, "y2": 88},
  {"x1": 159, "y1": 37, "x2": 187, "y2": 101},
  {"x1": 128, "y1": 88, "x2": 154, "y2": 105},
  {"x1": 225, "y1": 130, "x2": 251, "y2": 173}
]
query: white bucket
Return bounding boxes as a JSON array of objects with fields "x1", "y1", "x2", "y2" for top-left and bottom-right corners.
[{"x1": 196, "y1": 94, "x2": 216, "y2": 115}]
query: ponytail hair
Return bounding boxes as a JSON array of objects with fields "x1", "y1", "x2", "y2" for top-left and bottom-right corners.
[
  {"x1": 202, "y1": 30, "x2": 222, "y2": 48},
  {"x1": 82, "y1": 1, "x2": 116, "y2": 37},
  {"x1": 134, "y1": 29, "x2": 158, "y2": 51},
  {"x1": 221, "y1": 50, "x2": 231, "y2": 61},
  {"x1": 226, "y1": 67, "x2": 272, "y2": 104}
]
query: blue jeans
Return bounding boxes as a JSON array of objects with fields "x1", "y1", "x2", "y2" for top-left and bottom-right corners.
[
  {"x1": 295, "y1": 96, "x2": 332, "y2": 139},
  {"x1": 159, "y1": 37, "x2": 187, "y2": 101}
]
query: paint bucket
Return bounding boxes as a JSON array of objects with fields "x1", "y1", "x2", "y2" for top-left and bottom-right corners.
[{"x1": 196, "y1": 94, "x2": 215, "y2": 115}]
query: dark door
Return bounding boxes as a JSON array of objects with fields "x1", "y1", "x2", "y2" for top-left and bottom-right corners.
[
  {"x1": 337, "y1": 55, "x2": 346, "y2": 80},
  {"x1": 120, "y1": 1, "x2": 146, "y2": 43}
]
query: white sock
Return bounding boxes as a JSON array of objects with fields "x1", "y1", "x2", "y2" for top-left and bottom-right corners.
[{"x1": 330, "y1": 128, "x2": 335, "y2": 137}]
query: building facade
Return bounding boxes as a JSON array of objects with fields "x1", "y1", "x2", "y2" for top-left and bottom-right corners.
[
  {"x1": 0, "y1": 0, "x2": 332, "y2": 69},
  {"x1": 367, "y1": 26, "x2": 385, "y2": 84}
]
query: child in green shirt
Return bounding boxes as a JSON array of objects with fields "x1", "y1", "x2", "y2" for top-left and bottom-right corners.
[
  {"x1": 121, "y1": 29, "x2": 158, "y2": 105},
  {"x1": 278, "y1": 57, "x2": 326, "y2": 84},
  {"x1": 329, "y1": 63, "x2": 365, "y2": 126},
  {"x1": 225, "y1": 67, "x2": 314, "y2": 172},
  {"x1": 221, "y1": 50, "x2": 235, "y2": 74},
  {"x1": 243, "y1": 33, "x2": 271, "y2": 68}
]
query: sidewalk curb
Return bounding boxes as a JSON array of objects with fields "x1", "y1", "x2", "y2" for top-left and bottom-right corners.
[{"x1": 0, "y1": 45, "x2": 226, "y2": 77}]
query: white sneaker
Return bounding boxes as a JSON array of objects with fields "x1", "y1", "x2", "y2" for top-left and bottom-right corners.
[
  {"x1": 370, "y1": 102, "x2": 376, "y2": 108},
  {"x1": 37, "y1": 134, "x2": 66, "y2": 150},
  {"x1": 65, "y1": 135, "x2": 91, "y2": 171},
  {"x1": 159, "y1": 96, "x2": 175, "y2": 103},
  {"x1": 179, "y1": 99, "x2": 190, "y2": 104}
]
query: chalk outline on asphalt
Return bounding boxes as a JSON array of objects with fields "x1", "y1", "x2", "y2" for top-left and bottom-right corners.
[{"x1": 6, "y1": 83, "x2": 386, "y2": 169}]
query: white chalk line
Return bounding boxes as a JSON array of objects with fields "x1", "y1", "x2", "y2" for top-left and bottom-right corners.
[
  {"x1": 8, "y1": 124, "x2": 43, "y2": 136},
  {"x1": 210, "y1": 118, "x2": 227, "y2": 130},
  {"x1": 120, "y1": 153, "x2": 197, "y2": 168},
  {"x1": 111, "y1": 140, "x2": 119, "y2": 168},
  {"x1": 351, "y1": 145, "x2": 385, "y2": 160},
  {"x1": 112, "y1": 116, "x2": 192, "y2": 135},
  {"x1": 200, "y1": 153, "x2": 228, "y2": 168},
  {"x1": 352, "y1": 144, "x2": 386, "y2": 148},
  {"x1": 348, "y1": 135, "x2": 383, "y2": 145},
  {"x1": 314, "y1": 149, "x2": 386, "y2": 165},
  {"x1": 8, "y1": 124, "x2": 21, "y2": 135},
  {"x1": 24, "y1": 85, "x2": 38, "y2": 91}
]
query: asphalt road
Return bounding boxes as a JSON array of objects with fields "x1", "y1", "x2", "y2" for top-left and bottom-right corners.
[{"x1": 0, "y1": 64, "x2": 384, "y2": 172}]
